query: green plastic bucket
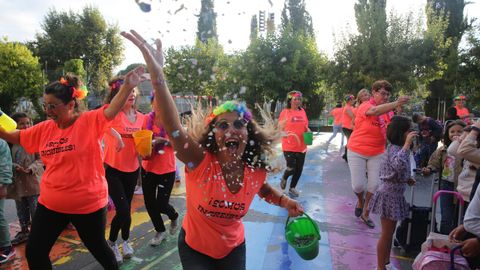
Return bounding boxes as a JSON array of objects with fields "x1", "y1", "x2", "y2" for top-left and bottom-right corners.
[
  {"x1": 285, "y1": 213, "x2": 320, "y2": 260},
  {"x1": 303, "y1": 131, "x2": 313, "y2": 145},
  {"x1": 328, "y1": 117, "x2": 333, "y2": 125}
]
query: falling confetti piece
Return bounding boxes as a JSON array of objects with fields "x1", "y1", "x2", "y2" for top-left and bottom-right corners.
[
  {"x1": 184, "y1": 142, "x2": 189, "y2": 149},
  {"x1": 280, "y1": 57, "x2": 287, "y2": 63},
  {"x1": 136, "y1": 0, "x2": 152, "y2": 12},
  {"x1": 172, "y1": 130, "x2": 180, "y2": 138},
  {"x1": 174, "y1": 4, "x2": 185, "y2": 14},
  {"x1": 239, "y1": 86, "x2": 246, "y2": 94},
  {"x1": 187, "y1": 162, "x2": 194, "y2": 168}
]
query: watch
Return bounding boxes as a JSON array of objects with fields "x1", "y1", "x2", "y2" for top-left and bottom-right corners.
[{"x1": 471, "y1": 126, "x2": 480, "y2": 133}]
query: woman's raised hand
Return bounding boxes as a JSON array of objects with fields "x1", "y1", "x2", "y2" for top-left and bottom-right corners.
[
  {"x1": 123, "y1": 65, "x2": 146, "y2": 90},
  {"x1": 121, "y1": 30, "x2": 165, "y2": 85}
]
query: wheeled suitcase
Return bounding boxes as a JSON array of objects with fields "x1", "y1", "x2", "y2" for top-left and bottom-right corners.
[{"x1": 394, "y1": 170, "x2": 436, "y2": 253}]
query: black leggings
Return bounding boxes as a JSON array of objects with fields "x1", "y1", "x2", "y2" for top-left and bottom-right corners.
[
  {"x1": 26, "y1": 203, "x2": 118, "y2": 270},
  {"x1": 342, "y1": 128, "x2": 353, "y2": 158},
  {"x1": 105, "y1": 165, "x2": 139, "y2": 242},
  {"x1": 142, "y1": 170, "x2": 178, "y2": 232},
  {"x1": 178, "y1": 228, "x2": 246, "y2": 270},
  {"x1": 282, "y1": 151, "x2": 306, "y2": 188}
]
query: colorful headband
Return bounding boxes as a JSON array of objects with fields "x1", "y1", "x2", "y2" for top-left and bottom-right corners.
[
  {"x1": 345, "y1": 95, "x2": 355, "y2": 102},
  {"x1": 287, "y1": 91, "x2": 302, "y2": 99},
  {"x1": 205, "y1": 101, "x2": 253, "y2": 126},
  {"x1": 454, "y1": 95, "x2": 466, "y2": 100}
]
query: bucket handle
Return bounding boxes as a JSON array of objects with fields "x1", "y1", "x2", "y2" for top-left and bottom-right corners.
[{"x1": 285, "y1": 212, "x2": 320, "y2": 237}]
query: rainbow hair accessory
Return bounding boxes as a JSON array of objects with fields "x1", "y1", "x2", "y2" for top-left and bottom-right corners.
[
  {"x1": 287, "y1": 91, "x2": 302, "y2": 99},
  {"x1": 205, "y1": 101, "x2": 253, "y2": 125},
  {"x1": 345, "y1": 94, "x2": 355, "y2": 102},
  {"x1": 454, "y1": 95, "x2": 466, "y2": 101},
  {"x1": 59, "y1": 77, "x2": 88, "y2": 100}
]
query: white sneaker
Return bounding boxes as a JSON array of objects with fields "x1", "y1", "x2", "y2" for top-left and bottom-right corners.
[
  {"x1": 289, "y1": 188, "x2": 300, "y2": 198},
  {"x1": 149, "y1": 231, "x2": 166, "y2": 246},
  {"x1": 122, "y1": 241, "x2": 134, "y2": 259},
  {"x1": 108, "y1": 241, "x2": 123, "y2": 264},
  {"x1": 169, "y1": 218, "x2": 179, "y2": 235}
]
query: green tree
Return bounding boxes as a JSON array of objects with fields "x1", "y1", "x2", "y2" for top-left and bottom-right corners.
[
  {"x1": 457, "y1": 22, "x2": 480, "y2": 110},
  {"x1": 64, "y1": 59, "x2": 86, "y2": 80},
  {"x1": 280, "y1": 0, "x2": 314, "y2": 38},
  {"x1": 197, "y1": 0, "x2": 218, "y2": 43},
  {"x1": 0, "y1": 39, "x2": 45, "y2": 116},
  {"x1": 250, "y1": 15, "x2": 258, "y2": 42},
  {"x1": 424, "y1": 0, "x2": 470, "y2": 117},
  {"x1": 31, "y1": 6, "x2": 123, "y2": 95}
]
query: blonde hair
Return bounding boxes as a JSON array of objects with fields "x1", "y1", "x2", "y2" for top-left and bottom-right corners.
[{"x1": 185, "y1": 103, "x2": 283, "y2": 170}]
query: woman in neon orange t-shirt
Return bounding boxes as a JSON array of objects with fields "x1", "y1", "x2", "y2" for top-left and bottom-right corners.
[
  {"x1": 103, "y1": 77, "x2": 145, "y2": 263},
  {"x1": 122, "y1": 31, "x2": 304, "y2": 270},
  {"x1": 279, "y1": 90, "x2": 311, "y2": 198},
  {"x1": 347, "y1": 80, "x2": 409, "y2": 229},
  {"x1": 453, "y1": 95, "x2": 473, "y2": 124},
  {"x1": 341, "y1": 94, "x2": 355, "y2": 161},
  {"x1": 0, "y1": 71, "x2": 144, "y2": 270}
]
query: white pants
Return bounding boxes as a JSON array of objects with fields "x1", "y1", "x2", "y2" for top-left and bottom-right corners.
[{"x1": 347, "y1": 149, "x2": 384, "y2": 194}]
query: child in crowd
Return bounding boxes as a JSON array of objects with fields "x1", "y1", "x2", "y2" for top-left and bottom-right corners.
[
  {"x1": 7, "y1": 113, "x2": 43, "y2": 245},
  {"x1": 368, "y1": 116, "x2": 417, "y2": 270},
  {"x1": 422, "y1": 120, "x2": 465, "y2": 234}
]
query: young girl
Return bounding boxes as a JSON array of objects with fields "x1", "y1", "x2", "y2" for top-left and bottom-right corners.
[
  {"x1": 7, "y1": 112, "x2": 43, "y2": 245},
  {"x1": 422, "y1": 120, "x2": 465, "y2": 234},
  {"x1": 368, "y1": 116, "x2": 417, "y2": 270}
]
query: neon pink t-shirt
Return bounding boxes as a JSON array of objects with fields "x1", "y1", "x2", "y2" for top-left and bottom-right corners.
[
  {"x1": 347, "y1": 101, "x2": 388, "y2": 156},
  {"x1": 103, "y1": 111, "x2": 145, "y2": 172},
  {"x1": 279, "y1": 108, "x2": 309, "y2": 153},
  {"x1": 141, "y1": 116, "x2": 176, "y2": 175},
  {"x1": 342, "y1": 104, "x2": 354, "y2": 129},
  {"x1": 182, "y1": 152, "x2": 266, "y2": 259},
  {"x1": 331, "y1": 107, "x2": 343, "y2": 125},
  {"x1": 19, "y1": 106, "x2": 111, "y2": 214},
  {"x1": 455, "y1": 106, "x2": 470, "y2": 119}
]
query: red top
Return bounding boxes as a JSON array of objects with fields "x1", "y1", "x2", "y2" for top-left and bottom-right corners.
[
  {"x1": 342, "y1": 104, "x2": 354, "y2": 129},
  {"x1": 141, "y1": 117, "x2": 176, "y2": 175},
  {"x1": 279, "y1": 108, "x2": 309, "y2": 153},
  {"x1": 347, "y1": 100, "x2": 389, "y2": 156},
  {"x1": 19, "y1": 106, "x2": 111, "y2": 214},
  {"x1": 103, "y1": 110, "x2": 145, "y2": 172},
  {"x1": 182, "y1": 152, "x2": 266, "y2": 258},
  {"x1": 331, "y1": 107, "x2": 343, "y2": 125},
  {"x1": 455, "y1": 106, "x2": 470, "y2": 119}
]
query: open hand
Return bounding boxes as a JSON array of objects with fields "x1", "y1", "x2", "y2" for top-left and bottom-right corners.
[{"x1": 121, "y1": 30, "x2": 165, "y2": 85}]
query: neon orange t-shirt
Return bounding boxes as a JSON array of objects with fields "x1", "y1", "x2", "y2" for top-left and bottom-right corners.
[
  {"x1": 103, "y1": 110, "x2": 145, "y2": 172},
  {"x1": 19, "y1": 106, "x2": 111, "y2": 214},
  {"x1": 279, "y1": 108, "x2": 309, "y2": 153},
  {"x1": 455, "y1": 106, "x2": 470, "y2": 119},
  {"x1": 182, "y1": 152, "x2": 266, "y2": 259},
  {"x1": 347, "y1": 101, "x2": 388, "y2": 156},
  {"x1": 342, "y1": 104, "x2": 354, "y2": 130},
  {"x1": 141, "y1": 116, "x2": 176, "y2": 175},
  {"x1": 331, "y1": 107, "x2": 343, "y2": 125}
]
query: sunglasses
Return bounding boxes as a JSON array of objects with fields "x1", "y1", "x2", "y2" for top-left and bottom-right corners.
[
  {"x1": 215, "y1": 119, "x2": 247, "y2": 131},
  {"x1": 42, "y1": 102, "x2": 63, "y2": 111}
]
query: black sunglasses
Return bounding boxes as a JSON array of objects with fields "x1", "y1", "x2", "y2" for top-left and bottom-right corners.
[{"x1": 215, "y1": 119, "x2": 247, "y2": 131}]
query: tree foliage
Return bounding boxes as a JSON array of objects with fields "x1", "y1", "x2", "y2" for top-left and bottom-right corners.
[
  {"x1": 64, "y1": 59, "x2": 86, "y2": 81},
  {"x1": 30, "y1": 6, "x2": 123, "y2": 95},
  {"x1": 0, "y1": 39, "x2": 45, "y2": 116},
  {"x1": 196, "y1": 0, "x2": 218, "y2": 43},
  {"x1": 280, "y1": 0, "x2": 314, "y2": 38}
]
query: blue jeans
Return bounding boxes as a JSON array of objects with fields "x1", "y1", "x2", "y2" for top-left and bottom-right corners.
[
  {"x1": 328, "y1": 124, "x2": 344, "y2": 146},
  {"x1": 439, "y1": 181, "x2": 455, "y2": 234},
  {"x1": 0, "y1": 198, "x2": 11, "y2": 248}
]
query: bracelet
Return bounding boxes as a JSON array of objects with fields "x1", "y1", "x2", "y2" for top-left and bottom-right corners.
[{"x1": 278, "y1": 194, "x2": 286, "y2": 207}]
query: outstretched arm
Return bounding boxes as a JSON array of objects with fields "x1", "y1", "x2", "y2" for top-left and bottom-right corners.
[
  {"x1": 121, "y1": 30, "x2": 204, "y2": 170},
  {"x1": 258, "y1": 183, "x2": 304, "y2": 217}
]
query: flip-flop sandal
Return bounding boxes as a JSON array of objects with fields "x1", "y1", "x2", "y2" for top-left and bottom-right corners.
[{"x1": 360, "y1": 216, "x2": 375, "y2": 229}]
